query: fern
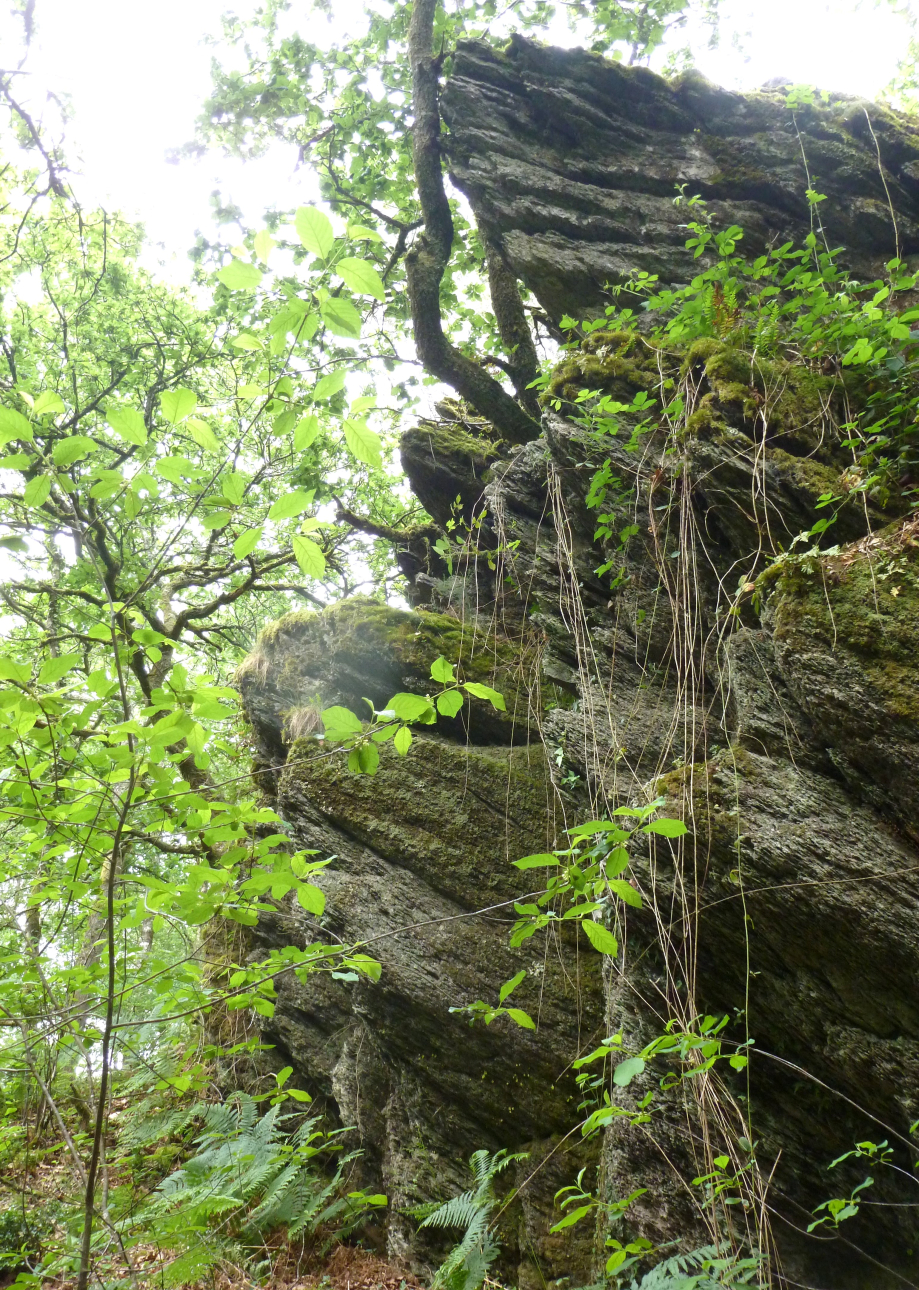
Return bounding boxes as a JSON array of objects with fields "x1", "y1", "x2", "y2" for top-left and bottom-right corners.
[
  {"x1": 130, "y1": 1093, "x2": 377, "y2": 1279},
  {"x1": 628, "y1": 1243, "x2": 764, "y2": 1289},
  {"x1": 421, "y1": 1148, "x2": 527, "y2": 1290}
]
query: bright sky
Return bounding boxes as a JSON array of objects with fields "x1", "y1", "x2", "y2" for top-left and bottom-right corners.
[{"x1": 1, "y1": 0, "x2": 914, "y2": 279}]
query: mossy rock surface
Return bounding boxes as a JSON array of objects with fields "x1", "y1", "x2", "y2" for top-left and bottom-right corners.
[
  {"x1": 237, "y1": 596, "x2": 537, "y2": 768},
  {"x1": 769, "y1": 516, "x2": 919, "y2": 838}
]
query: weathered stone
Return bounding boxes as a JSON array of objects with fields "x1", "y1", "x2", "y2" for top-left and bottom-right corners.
[
  {"x1": 442, "y1": 36, "x2": 919, "y2": 320},
  {"x1": 236, "y1": 41, "x2": 919, "y2": 1290}
]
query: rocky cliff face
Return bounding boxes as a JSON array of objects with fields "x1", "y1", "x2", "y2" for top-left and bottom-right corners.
[{"x1": 237, "y1": 41, "x2": 919, "y2": 1290}]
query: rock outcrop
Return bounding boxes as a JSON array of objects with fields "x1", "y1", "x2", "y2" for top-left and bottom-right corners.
[
  {"x1": 442, "y1": 36, "x2": 919, "y2": 320},
  {"x1": 237, "y1": 40, "x2": 919, "y2": 1290}
]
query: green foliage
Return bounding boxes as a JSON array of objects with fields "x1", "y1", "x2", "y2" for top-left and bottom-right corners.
[
  {"x1": 133, "y1": 1093, "x2": 384, "y2": 1281},
  {"x1": 420, "y1": 1149, "x2": 526, "y2": 1290}
]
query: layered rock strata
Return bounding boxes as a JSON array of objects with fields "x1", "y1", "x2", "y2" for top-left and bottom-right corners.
[{"x1": 236, "y1": 40, "x2": 919, "y2": 1290}]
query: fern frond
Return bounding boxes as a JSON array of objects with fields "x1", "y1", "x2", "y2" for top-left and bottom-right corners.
[{"x1": 420, "y1": 1191, "x2": 479, "y2": 1231}]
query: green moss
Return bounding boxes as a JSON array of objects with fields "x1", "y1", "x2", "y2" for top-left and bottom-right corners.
[
  {"x1": 543, "y1": 331, "x2": 665, "y2": 406},
  {"x1": 772, "y1": 519, "x2": 919, "y2": 722}
]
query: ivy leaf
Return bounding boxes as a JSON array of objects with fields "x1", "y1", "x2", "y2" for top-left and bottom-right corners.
[
  {"x1": 393, "y1": 725, "x2": 412, "y2": 756},
  {"x1": 436, "y1": 690, "x2": 464, "y2": 718},
  {"x1": 581, "y1": 919, "x2": 619, "y2": 957},
  {"x1": 430, "y1": 656, "x2": 456, "y2": 684},
  {"x1": 297, "y1": 883, "x2": 326, "y2": 916},
  {"x1": 294, "y1": 416, "x2": 321, "y2": 450},
  {"x1": 52, "y1": 435, "x2": 95, "y2": 467},
  {"x1": 106, "y1": 407, "x2": 147, "y2": 445},
  {"x1": 292, "y1": 535, "x2": 326, "y2": 577},
  {"x1": 233, "y1": 527, "x2": 262, "y2": 560},
  {"x1": 23, "y1": 476, "x2": 51, "y2": 508},
  {"x1": 335, "y1": 257, "x2": 386, "y2": 302},
  {"x1": 160, "y1": 389, "x2": 197, "y2": 425},
  {"x1": 314, "y1": 369, "x2": 347, "y2": 400},
  {"x1": 343, "y1": 418, "x2": 381, "y2": 468},
  {"x1": 613, "y1": 1056, "x2": 646, "y2": 1087},
  {"x1": 217, "y1": 259, "x2": 262, "y2": 291},
  {"x1": 295, "y1": 206, "x2": 334, "y2": 259},
  {"x1": 463, "y1": 681, "x2": 506, "y2": 711},
  {"x1": 320, "y1": 297, "x2": 362, "y2": 339},
  {"x1": 269, "y1": 490, "x2": 313, "y2": 520},
  {"x1": 186, "y1": 418, "x2": 220, "y2": 452}
]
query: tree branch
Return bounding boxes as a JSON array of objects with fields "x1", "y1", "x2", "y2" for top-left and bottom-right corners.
[{"x1": 405, "y1": 0, "x2": 541, "y2": 446}]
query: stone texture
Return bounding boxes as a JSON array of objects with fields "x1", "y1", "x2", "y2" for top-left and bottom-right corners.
[
  {"x1": 235, "y1": 42, "x2": 919, "y2": 1290},
  {"x1": 442, "y1": 36, "x2": 919, "y2": 320}
]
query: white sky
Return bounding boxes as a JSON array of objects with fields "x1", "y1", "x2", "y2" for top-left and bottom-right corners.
[{"x1": 1, "y1": 0, "x2": 914, "y2": 279}]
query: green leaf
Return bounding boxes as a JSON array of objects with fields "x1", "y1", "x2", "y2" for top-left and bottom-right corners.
[
  {"x1": 295, "y1": 206, "x2": 334, "y2": 259},
  {"x1": 229, "y1": 333, "x2": 262, "y2": 351},
  {"x1": 581, "y1": 919, "x2": 619, "y2": 958},
  {"x1": 551, "y1": 1205, "x2": 594, "y2": 1232},
  {"x1": 512, "y1": 853, "x2": 560, "y2": 870},
  {"x1": 613, "y1": 1056, "x2": 645, "y2": 1087},
  {"x1": 343, "y1": 418, "x2": 381, "y2": 468},
  {"x1": 52, "y1": 435, "x2": 95, "y2": 467},
  {"x1": 0, "y1": 657, "x2": 30, "y2": 685},
  {"x1": 292, "y1": 535, "x2": 326, "y2": 577},
  {"x1": 297, "y1": 883, "x2": 326, "y2": 916},
  {"x1": 294, "y1": 415, "x2": 321, "y2": 450},
  {"x1": 285, "y1": 1087, "x2": 314, "y2": 1103},
  {"x1": 321, "y1": 297, "x2": 362, "y2": 339},
  {"x1": 222, "y1": 472, "x2": 247, "y2": 505},
  {"x1": 335, "y1": 257, "x2": 386, "y2": 302},
  {"x1": 384, "y1": 693, "x2": 432, "y2": 723},
  {"x1": 314, "y1": 369, "x2": 347, "y2": 400},
  {"x1": 608, "y1": 879, "x2": 643, "y2": 909},
  {"x1": 358, "y1": 742, "x2": 380, "y2": 775},
  {"x1": 38, "y1": 654, "x2": 80, "y2": 685},
  {"x1": 33, "y1": 391, "x2": 65, "y2": 418},
  {"x1": 499, "y1": 969, "x2": 526, "y2": 1003},
  {"x1": 23, "y1": 476, "x2": 51, "y2": 508},
  {"x1": 217, "y1": 259, "x2": 263, "y2": 290},
  {"x1": 187, "y1": 418, "x2": 220, "y2": 451},
  {"x1": 0, "y1": 407, "x2": 33, "y2": 443},
  {"x1": 202, "y1": 510, "x2": 231, "y2": 531},
  {"x1": 233, "y1": 527, "x2": 262, "y2": 560},
  {"x1": 436, "y1": 690, "x2": 464, "y2": 718},
  {"x1": 160, "y1": 388, "x2": 197, "y2": 425},
  {"x1": 347, "y1": 223, "x2": 383, "y2": 242},
  {"x1": 505, "y1": 1008, "x2": 536, "y2": 1030},
  {"x1": 254, "y1": 230, "x2": 275, "y2": 262},
  {"x1": 462, "y1": 681, "x2": 506, "y2": 711},
  {"x1": 269, "y1": 490, "x2": 313, "y2": 520},
  {"x1": 430, "y1": 656, "x2": 455, "y2": 684},
  {"x1": 641, "y1": 818, "x2": 688, "y2": 838},
  {"x1": 321, "y1": 706, "x2": 363, "y2": 740},
  {"x1": 393, "y1": 725, "x2": 412, "y2": 756},
  {"x1": 0, "y1": 536, "x2": 27, "y2": 553},
  {"x1": 106, "y1": 407, "x2": 147, "y2": 445}
]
